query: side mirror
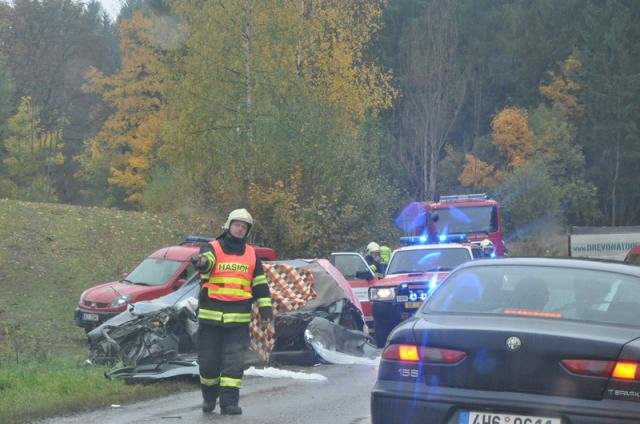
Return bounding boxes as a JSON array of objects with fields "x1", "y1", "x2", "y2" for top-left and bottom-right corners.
[{"x1": 173, "y1": 278, "x2": 187, "y2": 289}]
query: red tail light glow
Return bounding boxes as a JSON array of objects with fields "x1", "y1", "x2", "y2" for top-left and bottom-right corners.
[
  {"x1": 561, "y1": 359, "x2": 615, "y2": 377},
  {"x1": 561, "y1": 359, "x2": 640, "y2": 380},
  {"x1": 383, "y1": 344, "x2": 466, "y2": 364}
]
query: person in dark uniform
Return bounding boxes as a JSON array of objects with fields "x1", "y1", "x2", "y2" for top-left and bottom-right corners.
[{"x1": 191, "y1": 208, "x2": 272, "y2": 415}]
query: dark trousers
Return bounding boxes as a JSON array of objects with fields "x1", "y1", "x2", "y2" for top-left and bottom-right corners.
[{"x1": 197, "y1": 323, "x2": 250, "y2": 407}]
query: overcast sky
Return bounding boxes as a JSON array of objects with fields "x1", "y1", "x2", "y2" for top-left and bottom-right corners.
[{"x1": 97, "y1": 0, "x2": 121, "y2": 20}]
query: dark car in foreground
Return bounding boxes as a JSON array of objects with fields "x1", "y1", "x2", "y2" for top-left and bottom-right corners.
[{"x1": 371, "y1": 258, "x2": 640, "y2": 424}]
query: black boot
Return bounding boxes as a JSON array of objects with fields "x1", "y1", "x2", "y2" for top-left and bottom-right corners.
[
  {"x1": 221, "y1": 405, "x2": 242, "y2": 415},
  {"x1": 202, "y1": 400, "x2": 216, "y2": 413},
  {"x1": 201, "y1": 385, "x2": 218, "y2": 413}
]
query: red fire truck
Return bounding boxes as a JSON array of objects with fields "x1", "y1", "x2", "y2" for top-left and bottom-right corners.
[{"x1": 400, "y1": 193, "x2": 508, "y2": 256}]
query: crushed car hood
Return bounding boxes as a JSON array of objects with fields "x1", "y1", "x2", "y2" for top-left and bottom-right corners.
[{"x1": 87, "y1": 259, "x2": 377, "y2": 382}]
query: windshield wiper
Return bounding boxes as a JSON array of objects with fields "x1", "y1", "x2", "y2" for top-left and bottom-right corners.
[{"x1": 122, "y1": 278, "x2": 134, "y2": 284}]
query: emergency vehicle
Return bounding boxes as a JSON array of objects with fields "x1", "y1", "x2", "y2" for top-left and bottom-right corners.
[
  {"x1": 409, "y1": 193, "x2": 508, "y2": 256},
  {"x1": 368, "y1": 242, "x2": 474, "y2": 347}
]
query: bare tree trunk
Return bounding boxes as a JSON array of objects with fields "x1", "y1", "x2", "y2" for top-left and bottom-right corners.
[
  {"x1": 397, "y1": 0, "x2": 466, "y2": 200},
  {"x1": 611, "y1": 91, "x2": 621, "y2": 226},
  {"x1": 242, "y1": 0, "x2": 254, "y2": 145}
]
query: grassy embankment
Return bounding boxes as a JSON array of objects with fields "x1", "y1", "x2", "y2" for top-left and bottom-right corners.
[{"x1": 0, "y1": 199, "x2": 211, "y2": 423}]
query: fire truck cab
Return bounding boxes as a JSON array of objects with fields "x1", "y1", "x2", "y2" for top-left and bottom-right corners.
[{"x1": 415, "y1": 193, "x2": 508, "y2": 256}]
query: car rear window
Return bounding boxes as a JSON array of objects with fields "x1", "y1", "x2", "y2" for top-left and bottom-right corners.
[
  {"x1": 386, "y1": 248, "x2": 472, "y2": 274},
  {"x1": 126, "y1": 258, "x2": 184, "y2": 285},
  {"x1": 425, "y1": 265, "x2": 640, "y2": 326}
]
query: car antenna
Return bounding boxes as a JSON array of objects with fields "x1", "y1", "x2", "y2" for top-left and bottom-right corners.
[{"x1": 110, "y1": 286, "x2": 135, "y2": 313}]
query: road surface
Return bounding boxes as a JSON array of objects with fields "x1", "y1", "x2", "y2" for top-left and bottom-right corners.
[{"x1": 38, "y1": 363, "x2": 378, "y2": 424}]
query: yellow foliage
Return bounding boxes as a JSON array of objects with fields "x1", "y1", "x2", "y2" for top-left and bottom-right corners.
[
  {"x1": 539, "y1": 51, "x2": 583, "y2": 118},
  {"x1": 248, "y1": 169, "x2": 307, "y2": 251},
  {"x1": 458, "y1": 154, "x2": 501, "y2": 188},
  {"x1": 300, "y1": 0, "x2": 398, "y2": 123},
  {"x1": 79, "y1": 12, "x2": 167, "y2": 204},
  {"x1": 491, "y1": 107, "x2": 535, "y2": 169}
]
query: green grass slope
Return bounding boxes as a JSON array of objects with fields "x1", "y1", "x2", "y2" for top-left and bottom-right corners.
[
  {"x1": 0, "y1": 199, "x2": 211, "y2": 358},
  {"x1": 0, "y1": 199, "x2": 209, "y2": 422}
]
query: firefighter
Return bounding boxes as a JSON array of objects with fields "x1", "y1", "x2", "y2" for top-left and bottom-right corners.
[
  {"x1": 365, "y1": 242, "x2": 383, "y2": 278},
  {"x1": 426, "y1": 212, "x2": 440, "y2": 243},
  {"x1": 378, "y1": 245, "x2": 392, "y2": 275},
  {"x1": 480, "y1": 238, "x2": 495, "y2": 258},
  {"x1": 191, "y1": 208, "x2": 272, "y2": 415}
]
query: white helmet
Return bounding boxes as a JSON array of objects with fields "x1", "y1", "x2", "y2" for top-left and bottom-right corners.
[
  {"x1": 366, "y1": 242, "x2": 380, "y2": 255},
  {"x1": 223, "y1": 208, "x2": 254, "y2": 230},
  {"x1": 480, "y1": 239, "x2": 494, "y2": 250}
]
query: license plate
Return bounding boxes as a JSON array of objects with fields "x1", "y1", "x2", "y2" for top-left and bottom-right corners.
[
  {"x1": 82, "y1": 313, "x2": 99, "y2": 322},
  {"x1": 351, "y1": 287, "x2": 369, "y2": 302},
  {"x1": 460, "y1": 410, "x2": 562, "y2": 424},
  {"x1": 404, "y1": 301, "x2": 422, "y2": 309}
]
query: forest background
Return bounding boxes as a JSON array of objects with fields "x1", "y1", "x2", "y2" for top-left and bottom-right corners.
[{"x1": 1, "y1": 0, "x2": 639, "y2": 258}]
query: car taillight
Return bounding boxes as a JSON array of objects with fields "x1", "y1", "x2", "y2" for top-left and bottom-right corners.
[
  {"x1": 561, "y1": 359, "x2": 640, "y2": 380},
  {"x1": 382, "y1": 344, "x2": 466, "y2": 364},
  {"x1": 561, "y1": 359, "x2": 615, "y2": 377},
  {"x1": 612, "y1": 362, "x2": 639, "y2": 380}
]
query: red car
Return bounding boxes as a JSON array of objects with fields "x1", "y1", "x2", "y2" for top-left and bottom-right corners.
[
  {"x1": 368, "y1": 243, "x2": 475, "y2": 347},
  {"x1": 624, "y1": 245, "x2": 640, "y2": 265},
  {"x1": 74, "y1": 236, "x2": 277, "y2": 332}
]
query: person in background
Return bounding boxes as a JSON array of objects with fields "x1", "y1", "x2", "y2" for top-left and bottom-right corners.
[
  {"x1": 191, "y1": 208, "x2": 273, "y2": 415},
  {"x1": 365, "y1": 242, "x2": 383, "y2": 277},
  {"x1": 426, "y1": 213, "x2": 440, "y2": 243},
  {"x1": 480, "y1": 238, "x2": 495, "y2": 258},
  {"x1": 378, "y1": 245, "x2": 392, "y2": 275}
]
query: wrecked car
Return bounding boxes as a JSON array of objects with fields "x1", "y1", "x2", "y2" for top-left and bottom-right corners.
[{"x1": 86, "y1": 259, "x2": 377, "y2": 382}]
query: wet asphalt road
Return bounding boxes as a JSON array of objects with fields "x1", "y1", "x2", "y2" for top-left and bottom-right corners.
[{"x1": 37, "y1": 363, "x2": 378, "y2": 424}]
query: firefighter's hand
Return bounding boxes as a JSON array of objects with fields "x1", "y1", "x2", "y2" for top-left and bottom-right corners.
[
  {"x1": 259, "y1": 306, "x2": 273, "y2": 321},
  {"x1": 190, "y1": 255, "x2": 208, "y2": 270}
]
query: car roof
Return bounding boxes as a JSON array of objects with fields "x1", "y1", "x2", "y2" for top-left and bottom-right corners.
[
  {"x1": 148, "y1": 245, "x2": 198, "y2": 261},
  {"x1": 395, "y1": 243, "x2": 473, "y2": 252},
  {"x1": 455, "y1": 256, "x2": 640, "y2": 277}
]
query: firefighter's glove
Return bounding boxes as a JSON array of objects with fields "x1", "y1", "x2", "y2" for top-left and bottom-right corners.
[
  {"x1": 259, "y1": 306, "x2": 273, "y2": 321},
  {"x1": 190, "y1": 255, "x2": 208, "y2": 271}
]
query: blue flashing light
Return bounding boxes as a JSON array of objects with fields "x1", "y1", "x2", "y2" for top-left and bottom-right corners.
[
  {"x1": 419, "y1": 292, "x2": 428, "y2": 301},
  {"x1": 400, "y1": 233, "x2": 469, "y2": 245},
  {"x1": 399, "y1": 236, "x2": 430, "y2": 245},
  {"x1": 490, "y1": 252, "x2": 496, "y2": 258},
  {"x1": 400, "y1": 283, "x2": 408, "y2": 289},
  {"x1": 182, "y1": 235, "x2": 214, "y2": 244},
  {"x1": 409, "y1": 292, "x2": 418, "y2": 302}
]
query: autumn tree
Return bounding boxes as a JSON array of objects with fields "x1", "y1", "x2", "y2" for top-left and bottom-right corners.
[
  {"x1": 0, "y1": 96, "x2": 64, "y2": 201},
  {"x1": 392, "y1": 0, "x2": 466, "y2": 199},
  {"x1": 78, "y1": 12, "x2": 167, "y2": 205},
  {"x1": 0, "y1": 0, "x2": 118, "y2": 202},
  {"x1": 160, "y1": 0, "x2": 399, "y2": 255}
]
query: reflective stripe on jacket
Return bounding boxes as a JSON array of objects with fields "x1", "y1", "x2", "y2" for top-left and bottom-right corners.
[{"x1": 202, "y1": 240, "x2": 256, "y2": 301}]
